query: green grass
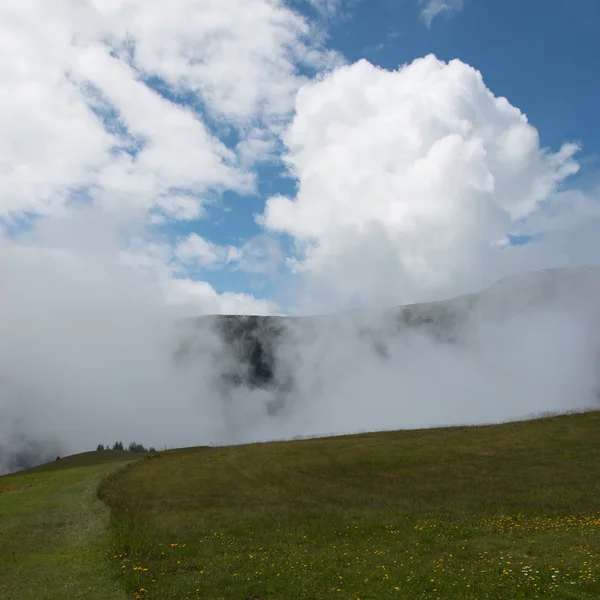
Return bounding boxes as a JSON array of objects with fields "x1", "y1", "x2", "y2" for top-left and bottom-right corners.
[
  {"x1": 0, "y1": 452, "x2": 141, "y2": 600},
  {"x1": 3, "y1": 413, "x2": 600, "y2": 599},
  {"x1": 6, "y1": 449, "x2": 143, "y2": 476},
  {"x1": 98, "y1": 411, "x2": 600, "y2": 599}
]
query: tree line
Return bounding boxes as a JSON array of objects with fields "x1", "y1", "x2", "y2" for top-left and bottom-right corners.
[{"x1": 96, "y1": 441, "x2": 156, "y2": 453}]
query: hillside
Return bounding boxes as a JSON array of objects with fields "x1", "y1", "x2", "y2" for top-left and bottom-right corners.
[
  {"x1": 3, "y1": 449, "x2": 143, "y2": 476},
  {"x1": 96, "y1": 411, "x2": 600, "y2": 599},
  {"x1": 4, "y1": 412, "x2": 600, "y2": 598},
  {"x1": 0, "y1": 451, "x2": 142, "y2": 600}
]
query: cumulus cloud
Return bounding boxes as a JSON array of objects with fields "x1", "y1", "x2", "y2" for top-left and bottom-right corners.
[
  {"x1": 262, "y1": 55, "x2": 591, "y2": 312},
  {"x1": 0, "y1": 0, "x2": 340, "y2": 222},
  {"x1": 419, "y1": 0, "x2": 464, "y2": 27}
]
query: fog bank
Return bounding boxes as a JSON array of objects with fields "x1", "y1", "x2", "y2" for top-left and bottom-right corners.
[{"x1": 2, "y1": 259, "x2": 598, "y2": 474}]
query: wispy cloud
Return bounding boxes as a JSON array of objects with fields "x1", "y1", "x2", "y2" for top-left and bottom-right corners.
[
  {"x1": 361, "y1": 29, "x2": 401, "y2": 56},
  {"x1": 419, "y1": 0, "x2": 464, "y2": 27},
  {"x1": 303, "y1": 0, "x2": 360, "y2": 17}
]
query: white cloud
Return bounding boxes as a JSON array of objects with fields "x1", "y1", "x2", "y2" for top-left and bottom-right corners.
[
  {"x1": 151, "y1": 195, "x2": 206, "y2": 223},
  {"x1": 94, "y1": 0, "x2": 341, "y2": 125},
  {"x1": 175, "y1": 233, "x2": 242, "y2": 270},
  {"x1": 419, "y1": 0, "x2": 464, "y2": 27},
  {"x1": 262, "y1": 55, "x2": 587, "y2": 312},
  {"x1": 0, "y1": 0, "x2": 324, "y2": 325},
  {"x1": 166, "y1": 278, "x2": 279, "y2": 315},
  {"x1": 173, "y1": 232, "x2": 284, "y2": 278},
  {"x1": 236, "y1": 128, "x2": 279, "y2": 167},
  {"x1": 305, "y1": 0, "x2": 342, "y2": 15},
  {"x1": 0, "y1": 0, "x2": 339, "y2": 222},
  {"x1": 0, "y1": 3, "x2": 231, "y2": 220},
  {"x1": 0, "y1": 4, "x2": 111, "y2": 217},
  {"x1": 235, "y1": 235, "x2": 285, "y2": 275},
  {"x1": 0, "y1": 207, "x2": 277, "y2": 325}
]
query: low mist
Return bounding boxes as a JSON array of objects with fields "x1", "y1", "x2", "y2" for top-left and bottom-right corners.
[{"x1": 2, "y1": 229, "x2": 599, "y2": 474}]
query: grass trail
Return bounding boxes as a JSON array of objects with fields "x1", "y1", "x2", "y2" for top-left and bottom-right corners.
[
  {"x1": 0, "y1": 454, "x2": 137, "y2": 600},
  {"x1": 99, "y1": 412, "x2": 600, "y2": 599}
]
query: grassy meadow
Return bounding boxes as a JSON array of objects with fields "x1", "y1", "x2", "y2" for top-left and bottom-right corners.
[
  {"x1": 0, "y1": 451, "x2": 140, "y2": 599},
  {"x1": 97, "y1": 412, "x2": 600, "y2": 599},
  {"x1": 3, "y1": 413, "x2": 600, "y2": 599}
]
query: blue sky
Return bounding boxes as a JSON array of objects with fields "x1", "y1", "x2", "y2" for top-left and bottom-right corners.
[{"x1": 337, "y1": 0, "x2": 599, "y2": 156}]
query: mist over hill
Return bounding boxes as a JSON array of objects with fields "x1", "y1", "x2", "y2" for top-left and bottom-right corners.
[
  {"x1": 174, "y1": 265, "x2": 600, "y2": 444},
  {"x1": 2, "y1": 266, "x2": 600, "y2": 475}
]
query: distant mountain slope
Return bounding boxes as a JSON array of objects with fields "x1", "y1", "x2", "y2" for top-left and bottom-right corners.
[{"x1": 176, "y1": 266, "x2": 600, "y2": 424}]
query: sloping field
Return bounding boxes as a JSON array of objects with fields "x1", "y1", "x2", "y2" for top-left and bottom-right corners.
[
  {"x1": 0, "y1": 453, "x2": 139, "y2": 600},
  {"x1": 98, "y1": 411, "x2": 600, "y2": 599}
]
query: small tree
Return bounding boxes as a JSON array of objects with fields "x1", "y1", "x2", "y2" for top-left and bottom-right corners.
[
  {"x1": 128, "y1": 441, "x2": 148, "y2": 453},
  {"x1": 96, "y1": 444, "x2": 105, "y2": 451},
  {"x1": 112, "y1": 441, "x2": 124, "y2": 451}
]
